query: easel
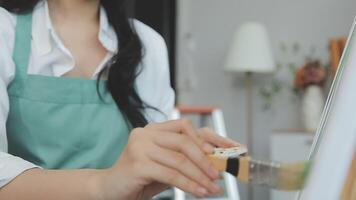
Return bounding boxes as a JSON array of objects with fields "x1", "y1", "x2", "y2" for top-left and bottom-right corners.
[
  {"x1": 329, "y1": 36, "x2": 355, "y2": 200},
  {"x1": 340, "y1": 152, "x2": 356, "y2": 200}
]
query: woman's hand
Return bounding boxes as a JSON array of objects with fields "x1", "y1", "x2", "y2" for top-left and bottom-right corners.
[{"x1": 97, "y1": 119, "x2": 241, "y2": 200}]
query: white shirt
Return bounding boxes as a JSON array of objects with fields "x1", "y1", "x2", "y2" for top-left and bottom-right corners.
[{"x1": 0, "y1": 1, "x2": 174, "y2": 188}]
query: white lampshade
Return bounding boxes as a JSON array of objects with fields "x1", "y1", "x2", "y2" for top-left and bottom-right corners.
[{"x1": 225, "y1": 22, "x2": 276, "y2": 73}]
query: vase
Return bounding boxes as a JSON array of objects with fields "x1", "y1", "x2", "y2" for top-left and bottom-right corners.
[{"x1": 301, "y1": 85, "x2": 325, "y2": 132}]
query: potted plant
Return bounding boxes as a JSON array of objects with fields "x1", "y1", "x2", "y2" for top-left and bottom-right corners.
[{"x1": 294, "y1": 60, "x2": 327, "y2": 131}]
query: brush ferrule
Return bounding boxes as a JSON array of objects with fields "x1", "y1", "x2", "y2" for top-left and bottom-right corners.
[{"x1": 248, "y1": 159, "x2": 280, "y2": 189}]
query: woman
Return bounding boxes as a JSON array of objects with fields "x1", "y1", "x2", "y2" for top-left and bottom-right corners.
[{"x1": 0, "y1": 0, "x2": 240, "y2": 199}]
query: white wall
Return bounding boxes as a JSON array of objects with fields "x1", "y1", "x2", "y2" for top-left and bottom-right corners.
[{"x1": 176, "y1": 0, "x2": 356, "y2": 199}]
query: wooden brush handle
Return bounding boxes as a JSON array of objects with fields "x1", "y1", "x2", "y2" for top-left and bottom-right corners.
[
  {"x1": 207, "y1": 155, "x2": 251, "y2": 182},
  {"x1": 207, "y1": 155, "x2": 228, "y2": 171}
]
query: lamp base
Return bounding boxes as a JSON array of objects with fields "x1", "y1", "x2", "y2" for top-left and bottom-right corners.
[{"x1": 245, "y1": 72, "x2": 254, "y2": 200}]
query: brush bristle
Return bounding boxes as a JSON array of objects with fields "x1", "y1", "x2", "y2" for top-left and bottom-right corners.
[{"x1": 276, "y1": 162, "x2": 310, "y2": 190}]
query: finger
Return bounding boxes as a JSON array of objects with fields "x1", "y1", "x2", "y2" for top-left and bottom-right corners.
[
  {"x1": 198, "y1": 127, "x2": 241, "y2": 148},
  {"x1": 202, "y1": 142, "x2": 215, "y2": 152},
  {"x1": 146, "y1": 119, "x2": 214, "y2": 154},
  {"x1": 140, "y1": 183, "x2": 169, "y2": 199},
  {"x1": 152, "y1": 132, "x2": 220, "y2": 180},
  {"x1": 148, "y1": 145, "x2": 221, "y2": 194},
  {"x1": 144, "y1": 161, "x2": 210, "y2": 198}
]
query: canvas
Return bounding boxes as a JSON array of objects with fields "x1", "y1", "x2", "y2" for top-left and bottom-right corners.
[{"x1": 298, "y1": 17, "x2": 356, "y2": 200}]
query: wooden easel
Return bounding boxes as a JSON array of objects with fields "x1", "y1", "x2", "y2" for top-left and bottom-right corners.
[
  {"x1": 330, "y1": 37, "x2": 355, "y2": 200},
  {"x1": 330, "y1": 37, "x2": 347, "y2": 75},
  {"x1": 340, "y1": 152, "x2": 356, "y2": 200}
]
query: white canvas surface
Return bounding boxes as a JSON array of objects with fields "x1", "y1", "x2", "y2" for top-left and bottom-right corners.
[{"x1": 299, "y1": 17, "x2": 356, "y2": 200}]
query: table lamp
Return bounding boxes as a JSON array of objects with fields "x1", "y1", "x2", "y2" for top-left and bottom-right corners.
[{"x1": 225, "y1": 23, "x2": 275, "y2": 199}]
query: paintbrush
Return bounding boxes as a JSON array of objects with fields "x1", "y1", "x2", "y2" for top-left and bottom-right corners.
[{"x1": 208, "y1": 147, "x2": 311, "y2": 191}]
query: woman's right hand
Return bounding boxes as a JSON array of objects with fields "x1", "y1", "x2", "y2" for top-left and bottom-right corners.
[{"x1": 96, "y1": 119, "x2": 239, "y2": 200}]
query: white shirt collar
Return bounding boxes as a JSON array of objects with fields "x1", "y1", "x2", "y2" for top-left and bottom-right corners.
[
  {"x1": 32, "y1": 0, "x2": 118, "y2": 57},
  {"x1": 98, "y1": 6, "x2": 118, "y2": 52}
]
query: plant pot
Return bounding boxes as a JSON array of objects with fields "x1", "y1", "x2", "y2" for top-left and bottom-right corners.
[{"x1": 301, "y1": 85, "x2": 325, "y2": 132}]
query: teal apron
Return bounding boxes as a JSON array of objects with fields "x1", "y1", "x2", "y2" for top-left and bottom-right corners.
[{"x1": 6, "y1": 13, "x2": 131, "y2": 169}]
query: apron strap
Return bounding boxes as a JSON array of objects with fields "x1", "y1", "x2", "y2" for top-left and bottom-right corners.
[{"x1": 12, "y1": 13, "x2": 33, "y2": 79}]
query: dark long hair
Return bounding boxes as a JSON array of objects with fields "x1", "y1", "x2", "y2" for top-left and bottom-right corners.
[{"x1": 2, "y1": 0, "x2": 149, "y2": 128}]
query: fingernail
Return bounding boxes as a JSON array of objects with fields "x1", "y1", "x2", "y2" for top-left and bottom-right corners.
[
  {"x1": 209, "y1": 166, "x2": 220, "y2": 179},
  {"x1": 203, "y1": 143, "x2": 214, "y2": 153},
  {"x1": 229, "y1": 140, "x2": 241, "y2": 146},
  {"x1": 196, "y1": 187, "x2": 208, "y2": 196},
  {"x1": 212, "y1": 183, "x2": 222, "y2": 193},
  {"x1": 218, "y1": 187, "x2": 224, "y2": 195}
]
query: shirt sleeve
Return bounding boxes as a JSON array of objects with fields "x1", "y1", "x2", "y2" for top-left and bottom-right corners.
[
  {"x1": 133, "y1": 20, "x2": 175, "y2": 123},
  {"x1": 0, "y1": 7, "x2": 39, "y2": 188}
]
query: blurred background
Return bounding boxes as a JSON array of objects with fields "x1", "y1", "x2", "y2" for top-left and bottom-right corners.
[
  {"x1": 136, "y1": 0, "x2": 356, "y2": 199},
  {"x1": 0, "y1": 0, "x2": 353, "y2": 199}
]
